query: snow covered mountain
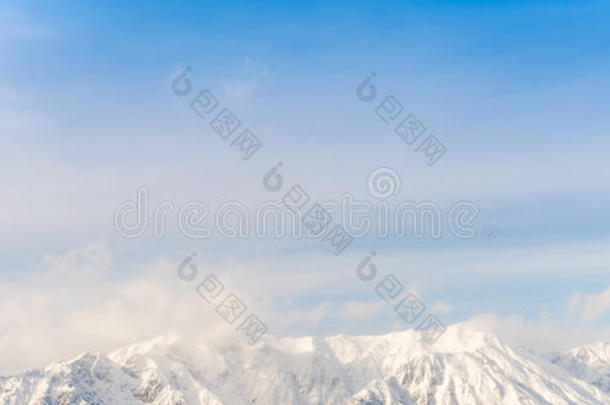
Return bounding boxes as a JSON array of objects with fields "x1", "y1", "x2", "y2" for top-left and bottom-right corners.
[
  {"x1": 546, "y1": 342, "x2": 610, "y2": 395},
  {"x1": 1, "y1": 325, "x2": 609, "y2": 405}
]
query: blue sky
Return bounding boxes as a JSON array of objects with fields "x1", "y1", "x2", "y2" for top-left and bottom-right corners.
[{"x1": 1, "y1": 0, "x2": 609, "y2": 372}]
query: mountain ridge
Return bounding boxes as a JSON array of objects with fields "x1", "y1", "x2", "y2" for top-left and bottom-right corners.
[{"x1": 1, "y1": 326, "x2": 609, "y2": 404}]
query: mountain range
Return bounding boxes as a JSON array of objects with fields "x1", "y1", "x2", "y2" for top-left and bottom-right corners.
[{"x1": 1, "y1": 325, "x2": 609, "y2": 404}]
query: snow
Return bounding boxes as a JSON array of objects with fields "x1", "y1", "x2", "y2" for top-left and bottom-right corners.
[{"x1": 1, "y1": 325, "x2": 609, "y2": 404}]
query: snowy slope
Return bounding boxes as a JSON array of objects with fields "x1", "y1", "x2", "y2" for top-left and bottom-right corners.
[
  {"x1": 546, "y1": 342, "x2": 610, "y2": 394},
  {"x1": 1, "y1": 326, "x2": 609, "y2": 405}
]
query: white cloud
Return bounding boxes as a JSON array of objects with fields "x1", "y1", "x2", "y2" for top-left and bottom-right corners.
[
  {"x1": 41, "y1": 244, "x2": 112, "y2": 279},
  {"x1": 0, "y1": 244, "x2": 261, "y2": 374},
  {"x1": 282, "y1": 302, "x2": 331, "y2": 327},
  {"x1": 339, "y1": 300, "x2": 385, "y2": 319},
  {"x1": 569, "y1": 286, "x2": 610, "y2": 322},
  {"x1": 462, "y1": 312, "x2": 610, "y2": 353},
  {"x1": 431, "y1": 299, "x2": 453, "y2": 314},
  {"x1": 377, "y1": 240, "x2": 610, "y2": 287},
  {"x1": 222, "y1": 58, "x2": 269, "y2": 102},
  {"x1": 2, "y1": 242, "x2": 609, "y2": 376},
  {"x1": 222, "y1": 80, "x2": 259, "y2": 102}
]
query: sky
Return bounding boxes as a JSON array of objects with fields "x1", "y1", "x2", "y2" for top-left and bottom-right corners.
[{"x1": 1, "y1": 0, "x2": 609, "y2": 373}]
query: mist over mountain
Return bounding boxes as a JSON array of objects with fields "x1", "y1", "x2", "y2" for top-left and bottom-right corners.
[{"x1": 1, "y1": 325, "x2": 609, "y2": 405}]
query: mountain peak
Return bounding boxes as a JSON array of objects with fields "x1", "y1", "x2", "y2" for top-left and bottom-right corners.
[{"x1": 2, "y1": 327, "x2": 609, "y2": 404}]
